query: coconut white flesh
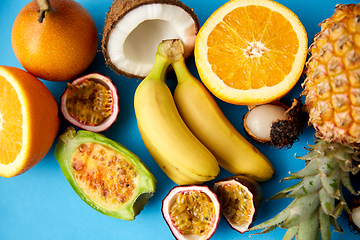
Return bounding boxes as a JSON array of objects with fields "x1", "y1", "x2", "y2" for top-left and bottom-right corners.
[
  {"x1": 107, "y1": 4, "x2": 197, "y2": 78},
  {"x1": 245, "y1": 104, "x2": 288, "y2": 140}
]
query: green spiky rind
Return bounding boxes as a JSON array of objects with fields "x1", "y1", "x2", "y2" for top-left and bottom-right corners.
[{"x1": 250, "y1": 140, "x2": 360, "y2": 239}]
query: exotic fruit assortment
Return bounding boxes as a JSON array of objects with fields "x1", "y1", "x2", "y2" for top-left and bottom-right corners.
[
  {"x1": 3, "y1": 0, "x2": 360, "y2": 239},
  {"x1": 60, "y1": 73, "x2": 119, "y2": 132},
  {"x1": 251, "y1": 3, "x2": 360, "y2": 240},
  {"x1": 54, "y1": 127, "x2": 156, "y2": 221},
  {"x1": 161, "y1": 185, "x2": 221, "y2": 240}
]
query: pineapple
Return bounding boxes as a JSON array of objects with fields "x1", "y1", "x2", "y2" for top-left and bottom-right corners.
[{"x1": 250, "y1": 4, "x2": 360, "y2": 240}]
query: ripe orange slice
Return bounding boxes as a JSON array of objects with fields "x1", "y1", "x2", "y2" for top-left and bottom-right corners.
[
  {"x1": 0, "y1": 66, "x2": 60, "y2": 177},
  {"x1": 195, "y1": 0, "x2": 308, "y2": 105}
]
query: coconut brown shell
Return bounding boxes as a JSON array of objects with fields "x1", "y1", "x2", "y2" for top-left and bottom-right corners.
[{"x1": 102, "y1": 0, "x2": 200, "y2": 79}]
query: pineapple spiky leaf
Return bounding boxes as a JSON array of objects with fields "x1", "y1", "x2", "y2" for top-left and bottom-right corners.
[
  {"x1": 297, "y1": 208, "x2": 320, "y2": 239},
  {"x1": 319, "y1": 207, "x2": 331, "y2": 240},
  {"x1": 283, "y1": 226, "x2": 299, "y2": 240},
  {"x1": 284, "y1": 158, "x2": 318, "y2": 179},
  {"x1": 250, "y1": 140, "x2": 360, "y2": 239}
]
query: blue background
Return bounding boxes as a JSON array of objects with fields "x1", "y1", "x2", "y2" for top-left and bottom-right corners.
[{"x1": 1, "y1": 0, "x2": 359, "y2": 239}]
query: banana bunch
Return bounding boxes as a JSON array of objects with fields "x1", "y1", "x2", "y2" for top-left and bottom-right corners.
[
  {"x1": 172, "y1": 57, "x2": 274, "y2": 182},
  {"x1": 134, "y1": 39, "x2": 274, "y2": 185},
  {"x1": 134, "y1": 40, "x2": 220, "y2": 185}
]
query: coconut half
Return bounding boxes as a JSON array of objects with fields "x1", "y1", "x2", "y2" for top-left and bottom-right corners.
[{"x1": 102, "y1": 0, "x2": 200, "y2": 79}]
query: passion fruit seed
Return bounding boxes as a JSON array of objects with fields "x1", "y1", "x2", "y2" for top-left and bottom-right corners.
[
  {"x1": 216, "y1": 184, "x2": 253, "y2": 226},
  {"x1": 71, "y1": 142, "x2": 137, "y2": 210},
  {"x1": 170, "y1": 191, "x2": 215, "y2": 236},
  {"x1": 66, "y1": 79, "x2": 113, "y2": 126}
]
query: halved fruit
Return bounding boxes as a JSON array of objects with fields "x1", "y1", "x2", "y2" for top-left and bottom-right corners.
[
  {"x1": 0, "y1": 65, "x2": 60, "y2": 177},
  {"x1": 60, "y1": 73, "x2": 119, "y2": 132},
  {"x1": 212, "y1": 175, "x2": 263, "y2": 233},
  {"x1": 243, "y1": 98, "x2": 308, "y2": 148},
  {"x1": 102, "y1": 0, "x2": 200, "y2": 79},
  {"x1": 162, "y1": 185, "x2": 221, "y2": 240},
  {"x1": 54, "y1": 127, "x2": 156, "y2": 220},
  {"x1": 195, "y1": 0, "x2": 308, "y2": 105}
]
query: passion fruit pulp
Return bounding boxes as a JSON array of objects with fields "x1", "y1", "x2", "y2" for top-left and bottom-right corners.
[
  {"x1": 60, "y1": 73, "x2": 119, "y2": 132},
  {"x1": 54, "y1": 127, "x2": 156, "y2": 220},
  {"x1": 213, "y1": 176, "x2": 263, "y2": 233},
  {"x1": 162, "y1": 185, "x2": 221, "y2": 240}
]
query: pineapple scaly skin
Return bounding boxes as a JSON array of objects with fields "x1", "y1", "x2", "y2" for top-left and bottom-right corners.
[
  {"x1": 303, "y1": 3, "x2": 360, "y2": 146},
  {"x1": 251, "y1": 4, "x2": 360, "y2": 240}
]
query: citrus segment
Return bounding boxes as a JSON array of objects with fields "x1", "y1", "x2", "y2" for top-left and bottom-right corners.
[
  {"x1": 0, "y1": 66, "x2": 60, "y2": 177},
  {"x1": 195, "y1": 0, "x2": 308, "y2": 104},
  {"x1": 0, "y1": 76, "x2": 22, "y2": 164}
]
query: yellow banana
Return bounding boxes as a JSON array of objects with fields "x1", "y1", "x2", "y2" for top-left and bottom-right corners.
[
  {"x1": 171, "y1": 42, "x2": 274, "y2": 182},
  {"x1": 134, "y1": 40, "x2": 220, "y2": 185}
]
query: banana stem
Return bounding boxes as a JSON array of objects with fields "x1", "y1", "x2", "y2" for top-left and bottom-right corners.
[
  {"x1": 172, "y1": 60, "x2": 193, "y2": 84},
  {"x1": 37, "y1": 0, "x2": 52, "y2": 23},
  {"x1": 145, "y1": 53, "x2": 171, "y2": 82}
]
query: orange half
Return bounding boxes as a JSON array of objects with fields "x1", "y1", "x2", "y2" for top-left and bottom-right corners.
[
  {"x1": 195, "y1": 0, "x2": 308, "y2": 105},
  {"x1": 0, "y1": 66, "x2": 59, "y2": 177}
]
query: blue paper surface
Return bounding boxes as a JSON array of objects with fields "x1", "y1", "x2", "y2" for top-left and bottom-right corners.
[{"x1": 1, "y1": 0, "x2": 359, "y2": 239}]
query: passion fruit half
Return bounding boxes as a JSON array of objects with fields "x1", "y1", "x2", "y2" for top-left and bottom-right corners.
[
  {"x1": 60, "y1": 73, "x2": 119, "y2": 132},
  {"x1": 162, "y1": 185, "x2": 221, "y2": 240},
  {"x1": 212, "y1": 175, "x2": 263, "y2": 234},
  {"x1": 54, "y1": 127, "x2": 156, "y2": 220}
]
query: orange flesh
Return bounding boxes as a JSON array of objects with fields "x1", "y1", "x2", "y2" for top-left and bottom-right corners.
[
  {"x1": 207, "y1": 5, "x2": 299, "y2": 90},
  {"x1": 71, "y1": 143, "x2": 138, "y2": 210},
  {"x1": 0, "y1": 76, "x2": 22, "y2": 164}
]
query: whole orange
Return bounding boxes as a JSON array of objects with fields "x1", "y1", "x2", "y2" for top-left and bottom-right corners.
[{"x1": 11, "y1": 0, "x2": 98, "y2": 82}]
